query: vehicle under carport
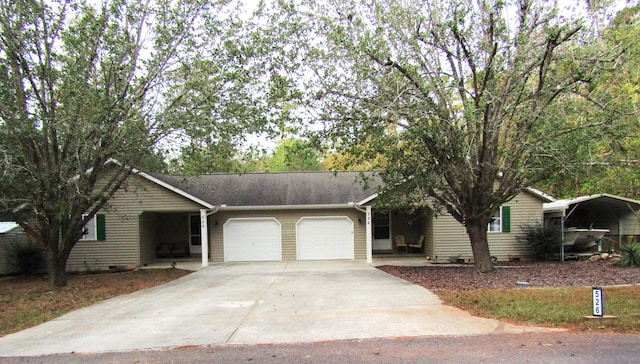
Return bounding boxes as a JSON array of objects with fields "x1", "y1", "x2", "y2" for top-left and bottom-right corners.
[{"x1": 544, "y1": 194, "x2": 640, "y2": 259}]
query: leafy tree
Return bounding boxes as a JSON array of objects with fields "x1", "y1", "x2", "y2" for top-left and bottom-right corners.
[
  {"x1": 269, "y1": 0, "x2": 618, "y2": 272},
  {"x1": 169, "y1": 141, "x2": 244, "y2": 174},
  {"x1": 0, "y1": 0, "x2": 255, "y2": 287},
  {"x1": 166, "y1": 2, "x2": 309, "y2": 175},
  {"x1": 539, "y1": 4, "x2": 640, "y2": 199},
  {"x1": 171, "y1": 137, "x2": 321, "y2": 174},
  {"x1": 262, "y1": 138, "x2": 320, "y2": 171},
  {"x1": 319, "y1": 149, "x2": 381, "y2": 171}
]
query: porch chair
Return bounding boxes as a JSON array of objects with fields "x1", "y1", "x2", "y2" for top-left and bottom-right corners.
[
  {"x1": 408, "y1": 235, "x2": 425, "y2": 253},
  {"x1": 171, "y1": 242, "x2": 190, "y2": 258},
  {"x1": 395, "y1": 235, "x2": 407, "y2": 253},
  {"x1": 156, "y1": 244, "x2": 172, "y2": 258}
]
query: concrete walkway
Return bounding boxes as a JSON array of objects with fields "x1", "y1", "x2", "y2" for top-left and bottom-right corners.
[{"x1": 0, "y1": 261, "x2": 556, "y2": 357}]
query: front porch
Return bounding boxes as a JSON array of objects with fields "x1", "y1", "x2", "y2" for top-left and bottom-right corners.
[
  {"x1": 139, "y1": 211, "x2": 209, "y2": 266},
  {"x1": 371, "y1": 209, "x2": 430, "y2": 257}
]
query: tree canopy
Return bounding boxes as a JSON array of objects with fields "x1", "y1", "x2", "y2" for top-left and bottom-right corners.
[
  {"x1": 1, "y1": 0, "x2": 637, "y2": 284},
  {"x1": 260, "y1": 0, "x2": 624, "y2": 272},
  {"x1": 536, "y1": 3, "x2": 640, "y2": 199},
  {"x1": 0, "y1": 0, "x2": 271, "y2": 286}
]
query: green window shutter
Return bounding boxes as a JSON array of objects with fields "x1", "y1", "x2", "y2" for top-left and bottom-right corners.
[
  {"x1": 96, "y1": 214, "x2": 106, "y2": 241},
  {"x1": 502, "y1": 206, "x2": 511, "y2": 233}
]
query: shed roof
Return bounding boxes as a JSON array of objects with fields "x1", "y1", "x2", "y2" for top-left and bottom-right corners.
[
  {"x1": 0, "y1": 222, "x2": 20, "y2": 234},
  {"x1": 148, "y1": 171, "x2": 381, "y2": 207}
]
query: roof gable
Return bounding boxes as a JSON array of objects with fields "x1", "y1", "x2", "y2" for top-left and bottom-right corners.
[{"x1": 524, "y1": 186, "x2": 555, "y2": 202}]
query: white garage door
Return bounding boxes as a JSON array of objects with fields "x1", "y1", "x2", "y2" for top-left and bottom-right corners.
[
  {"x1": 223, "y1": 218, "x2": 282, "y2": 262},
  {"x1": 296, "y1": 216, "x2": 354, "y2": 260}
]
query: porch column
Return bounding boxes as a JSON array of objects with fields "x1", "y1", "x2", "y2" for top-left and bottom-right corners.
[
  {"x1": 365, "y1": 206, "x2": 372, "y2": 264},
  {"x1": 200, "y1": 209, "x2": 209, "y2": 268}
]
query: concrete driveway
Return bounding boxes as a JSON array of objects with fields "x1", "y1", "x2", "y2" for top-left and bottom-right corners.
[{"x1": 0, "y1": 261, "x2": 554, "y2": 356}]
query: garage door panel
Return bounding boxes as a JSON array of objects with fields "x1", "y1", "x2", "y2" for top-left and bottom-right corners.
[
  {"x1": 223, "y1": 218, "x2": 282, "y2": 262},
  {"x1": 297, "y1": 217, "x2": 354, "y2": 260}
]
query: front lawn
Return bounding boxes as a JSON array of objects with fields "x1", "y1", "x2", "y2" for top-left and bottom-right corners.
[
  {"x1": 379, "y1": 260, "x2": 640, "y2": 333},
  {"x1": 436, "y1": 286, "x2": 640, "y2": 333}
]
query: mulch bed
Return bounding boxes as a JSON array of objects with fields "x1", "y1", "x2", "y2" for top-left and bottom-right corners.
[{"x1": 377, "y1": 259, "x2": 640, "y2": 290}]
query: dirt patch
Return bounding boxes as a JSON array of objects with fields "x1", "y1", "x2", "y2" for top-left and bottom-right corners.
[
  {"x1": 0, "y1": 268, "x2": 191, "y2": 337},
  {"x1": 378, "y1": 259, "x2": 640, "y2": 290}
]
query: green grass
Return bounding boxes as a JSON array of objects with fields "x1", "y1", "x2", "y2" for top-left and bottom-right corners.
[{"x1": 436, "y1": 286, "x2": 640, "y2": 332}]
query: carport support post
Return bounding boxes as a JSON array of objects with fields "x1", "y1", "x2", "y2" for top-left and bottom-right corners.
[
  {"x1": 355, "y1": 204, "x2": 373, "y2": 264},
  {"x1": 366, "y1": 206, "x2": 372, "y2": 264},
  {"x1": 200, "y1": 209, "x2": 209, "y2": 268}
]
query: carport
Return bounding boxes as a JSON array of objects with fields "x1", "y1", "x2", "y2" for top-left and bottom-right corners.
[{"x1": 544, "y1": 194, "x2": 640, "y2": 254}]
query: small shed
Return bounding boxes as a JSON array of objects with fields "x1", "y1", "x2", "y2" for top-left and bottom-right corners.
[
  {"x1": 543, "y1": 194, "x2": 640, "y2": 253},
  {"x1": 0, "y1": 222, "x2": 26, "y2": 275}
]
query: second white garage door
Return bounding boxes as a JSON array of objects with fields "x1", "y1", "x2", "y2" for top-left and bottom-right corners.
[
  {"x1": 223, "y1": 218, "x2": 282, "y2": 262},
  {"x1": 296, "y1": 216, "x2": 354, "y2": 260}
]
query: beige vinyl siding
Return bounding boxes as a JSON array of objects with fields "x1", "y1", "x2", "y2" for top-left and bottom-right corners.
[
  {"x1": 432, "y1": 213, "x2": 469, "y2": 261},
  {"x1": 1, "y1": 229, "x2": 27, "y2": 275},
  {"x1": 605, "y1": 210, "x2": 640, "y2": 246},
  {"x1": 618, "y1": 210, "x2": 640, "y2": 236},
  {"x1": 209, "y1": 208, "x2": 366, "y2": 263},
  {"x1": 432, "y1": 190, "x2": 544, "y2": 262},
  {"x1": 67, "y1": 173, "x2": 205, "y2": 271},
  {"x1": 0, "y1": 240, "x2": 11, "y2": 275},
  {"x1": 423, "y1": 210, "x2": 435, "y2": 258}
]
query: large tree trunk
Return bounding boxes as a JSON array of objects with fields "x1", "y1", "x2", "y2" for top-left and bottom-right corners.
[
  {"x1": 46, "y1": 248, "x2": 70, "y2": 287},
  {"x1": 465, "y1": 220, "x2": 495, "y2": 273},
  {"x1": 43, "y1": 221, "x2": 73, "y2": 288}
]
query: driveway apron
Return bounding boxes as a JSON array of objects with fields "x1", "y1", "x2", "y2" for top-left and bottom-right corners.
[{"x1": 0, "y1": 261, "x2": 554, "y2": 356}]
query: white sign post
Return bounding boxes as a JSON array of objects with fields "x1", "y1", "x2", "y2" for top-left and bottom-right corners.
[{"x1": 592, "y1": 287, "x2": 604, "y2": 317}]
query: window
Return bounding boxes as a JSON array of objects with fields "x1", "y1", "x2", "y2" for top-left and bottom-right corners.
[
  {"x1": 373, "y1": 211, "x2": 390, "y2": 239},
  {"x1": 488, "y1": 206, "x2": 510, "y2": 233},
  {"x1": 189, "y1": 214, "x2": 201, "y2": 246},
  {"x1": 81, "y1": 214, "x2": 106, "y2": 241}
]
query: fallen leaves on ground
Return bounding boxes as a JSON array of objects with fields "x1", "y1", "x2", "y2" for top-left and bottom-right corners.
[
  {"x1": 0, "y1": 269, "x2": 191, "y2": 336},
  {"x1": 378, "y1": 259, "x2": 640, "y2": 290}
]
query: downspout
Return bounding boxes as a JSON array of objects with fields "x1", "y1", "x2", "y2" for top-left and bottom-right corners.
[
  {"x1": 200, "y1": 206, "x2": 219, "y2": 268},
  {"x1": 354, "y1": 204, "x2": 373, "y2": 264}
]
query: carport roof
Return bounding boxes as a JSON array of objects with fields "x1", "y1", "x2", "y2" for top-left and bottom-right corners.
[
  {"x1": 543, "y1": 193, "x2": 640, "y2": 214},
  {"x1": 146, "y1": 171, "x2": 381, "y2": 207}
]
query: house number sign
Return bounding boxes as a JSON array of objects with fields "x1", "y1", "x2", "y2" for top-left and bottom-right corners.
[{"x1": 592, "y1": 287, "x2": 604, "y2": 317}]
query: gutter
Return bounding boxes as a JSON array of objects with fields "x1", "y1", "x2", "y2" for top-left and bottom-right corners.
[{"x1": 214, "y1": 203, "x2": 357, "y2": 211}]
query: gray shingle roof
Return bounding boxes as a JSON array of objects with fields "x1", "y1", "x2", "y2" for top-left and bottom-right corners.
[{"x1": 148, "y1": 171, "x2": 381, "y2": 207}]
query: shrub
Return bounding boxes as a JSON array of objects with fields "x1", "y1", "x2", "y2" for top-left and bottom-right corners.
[
  {"x1": 518, "y1": 222, "x2": 562, "y2": 260},
  {"x1": 619, "y1": 242, "x2": 640, "y2": 267},
  {"x1": 9, "y1": 242, "x2": 45, "y2": 275}
]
